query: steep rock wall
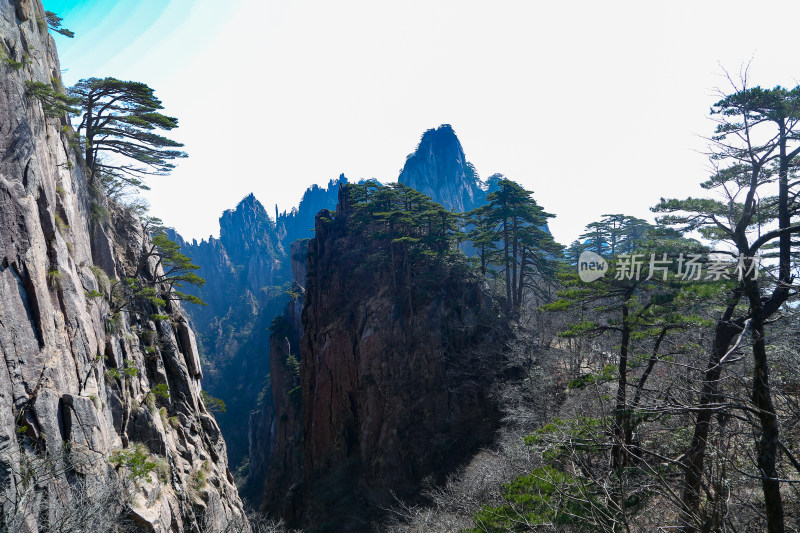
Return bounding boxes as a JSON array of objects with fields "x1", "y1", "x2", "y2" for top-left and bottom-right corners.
[
  {"x1": 248, "y1": 240, "x2": 306, "y2": 514},
  {"x1": 264, "y1": 188, "x2": 505, "y2": 531},
  {"x1": 172, "y1": 195, "x2": 288, "y2": 472},
  {"x1": 0, "y1": 2, "x2": 248, "y2": 530}
]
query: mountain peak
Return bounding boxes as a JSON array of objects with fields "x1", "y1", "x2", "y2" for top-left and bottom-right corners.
[
  {"x1": 398, "y1": 125, "x2": 483, "y2": 212},
  {"x1": 219, "y1": 193, "x2": 283, "y2": 269}
]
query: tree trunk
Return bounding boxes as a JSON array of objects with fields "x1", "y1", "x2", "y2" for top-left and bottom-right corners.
[
  {"x1": 503, "y1": 217, "x2": 511, "y2": 314},
  {"x1": 515, "y1": 246, "x2": 526, "y2": 314},
  {"x1": 612, "y1": 301, "x2": 631, "y2": 470},
  {"x1": 511, "y1": 216, "x2": 518, "y2": 310},
  {"x1": 743, "y1": 276, "x2": 784, "y2": 533},
  {"x1": 681, "y1": 298, "x2": 740, "y2": 532}
]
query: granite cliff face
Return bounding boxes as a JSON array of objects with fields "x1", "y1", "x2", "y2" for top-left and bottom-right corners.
[
  {"x1": 250, "y1": 240, "x2": 306, "y2": 519},
  {"x1": 170, "y1": 196, "x2": 288, "y2": 472},
  {"x1": 263, "y1": 187, "x2": 505, "y2": 531},
  {"x1": 398, "y1": 124, "x2": 487, "y2": 212},
  {"x1": 176, "y1": 181, "x2": 343, "y2": 476},
  {"x1": 0, "y1": 2, "x2": 247, "y2": 530}
]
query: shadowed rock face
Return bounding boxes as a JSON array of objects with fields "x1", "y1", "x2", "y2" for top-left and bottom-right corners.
[
  {"x1": 398, "y1": 124, "x2": 486, "y2": 212},
  {"x1": 172, "y1": 195, "x2": 289, "y2": 473},
  {"x1": 0, "y1": 2, "x2": 248, "y2": 530},
  {"x1": 175, "y1": 180, "x2": 343, "y2": 476},
  {"x1": 263, "y1": 188, "x2": 505, "y2": 531}
]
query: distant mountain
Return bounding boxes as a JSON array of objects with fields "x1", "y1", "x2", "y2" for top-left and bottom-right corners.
[
  {"x1": 175, "y1": 125, "x2": 509, "y2": 491},
  {"x1": 173, "y1": 179, "x2": 344, "y2": 473},
  {"x1": 276, "y1": 174, "x2": 348, "y2": 245},
  {"x1": 259, "y1": 184, "x2": 506, "y2": 530},
  {"x1": 398, "y1": 124, "x2": 489, "y2": 212}
]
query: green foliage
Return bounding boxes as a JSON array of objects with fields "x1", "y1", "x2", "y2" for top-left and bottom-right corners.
[
  {"x1": 144, "y1": 391, "x2": 156, "y2": 412},
  {"x1": 105, "y1": 360, "x2": 138, "y2": 382},
  {"x1": 54, "y1": 213, "x2": 69, "y2": 234},
  {"x1": 152, "y1": 383, "x2": 170, "y2": 400},
  {"x1": 158, "y1": 406, "x2": 169, "y2": 427},
  {"x1": 85, "y1": 289, "x2": 103, "y2": 299},
  {"x1": 0, "y1": 47, "x2": 27, "y2": 70},
  {"x1": 466, "y1": 178, "x2": 562, "y2": 314},
  {"x1": 189, "y1": 460, "x2": 210, "y2": 493},
  {"x1": 148, "y1": 232, "x2": 206, "y2": 304},
  {"x1": 104, "y1": 312, "x2": 122, "y2": 335},
  {"x1": 469, "y1": 466, "x2": 605, "y2": 531},
  {"x1": 200, "y1": 390, "x2": 226, "y2": 413},
  {"x1": 90, "y1": 201, "x2": 110, "y2": 226},
  {"x1": 44, "y1": 11, "x2": 75, "y2": 38},
  {"x1": 109, "y1": 443, "x2": 157, "y2": 483},
  {"x1": 111, "y1": 231, "x2": 204, "y2": 314},
  {"x1": 24, "y1": 81, "x2": 80, "y2": 118},
  {"x1": 567, "y1": 364, "x2": 617, "y2": 389},
  {"x1": 69, "y1": 77, "x2": 186, "y2": 194},
  {"x1": 284, "y1": 354, "x2": 301, "y2": 379},
  {"x1": 46, "y1": 268, "x2": 62, "y2": 289},
  {"x1": 269, "y1": 315, "x2": 293, "y2": 339},
  {"x1": 338, "y1": 182, "x2": 473, "y2": 316},
  {"x1": 150, "y1": 314, "x2": 169, "y2": 321}
]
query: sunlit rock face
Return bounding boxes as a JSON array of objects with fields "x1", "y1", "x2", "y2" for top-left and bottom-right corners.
[{"x1": 0, "y1": 1, "x2": 248, "y2": 530}]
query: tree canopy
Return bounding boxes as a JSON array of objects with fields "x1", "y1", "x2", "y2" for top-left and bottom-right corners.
[
  {"x1": 69, "y1": 77, "x2": 186, "y2": 194},
  {"x1": 466, "y1": 178, "x2": 561, "y2": 316}
]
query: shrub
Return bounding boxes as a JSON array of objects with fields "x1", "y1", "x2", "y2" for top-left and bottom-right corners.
[
  {"x1": 47, "y1": 268, "x2": 63, "y2": 289},
  {"x1": 200, "y1": 390, "x2": 226, "y2": 413},
  {"x1": 469, "y1": 466, "x2": 603, "y2": 532},
  {"x1": 109, "y1": 443, "x2": 157, "y2": 484},
  {"x1": 152, "y1": 383, "x2": 170, "y2": 400},
  {"x1": 54, "y1": 213, "x2": 69, "y2": 234},
  {"x1": 144, "y1": 392, "x2": 156, "y2": 412},
  {"x1": 105, "y1": 312, "x2": 122, "y2": 335},
  {"x1": 90, "y1": 265, "x2": 110, "y2": 293}
]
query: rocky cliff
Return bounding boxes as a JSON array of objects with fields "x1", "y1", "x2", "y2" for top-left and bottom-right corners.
[
  {"x1": 249, "y1": 240, "x2": 306, "y2": 518},
  {"x1": 170, "y1": 196, "x2": 288, "y2": 472},
  {"x1": 263, "y1": 185, "x2": 506, "y2": 531},
  {"x1": 176, "y1": 180, "x2": 343, "y2": 478},
  {"x1": 398, "y1": 124, "x2": 487, "y2": 212},
  {"x1": 0, "y1": 2, "x2": 247, "y2": 530},
  {"x1": 275, "y1": 175, "x2": 347, "y2": 246}
]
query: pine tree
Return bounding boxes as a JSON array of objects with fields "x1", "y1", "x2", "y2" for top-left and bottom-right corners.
[
  {"x1": 467, "y1": 178, "x2": 560, "y2": 316},
  {"x1": 654, "y1": 80, "x2": 800, "y2": 533},
  {"x1": 69, "y1": 78, "x2": 186, "y2": 193}
]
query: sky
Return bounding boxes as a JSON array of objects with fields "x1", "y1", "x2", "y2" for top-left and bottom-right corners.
[{"x1": 43, "y1": 0, "x2": 800, "y2": 245}]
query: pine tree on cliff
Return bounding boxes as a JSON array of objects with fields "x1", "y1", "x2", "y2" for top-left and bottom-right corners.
[
  {"x1": 44, "y1": 11, "x2": 74, "y2": 38},
  {"x1": 69, "y1": 78, "x2": 186, "y2": 193},
  {"x1": 467, "y1": 178, "x2": 560, "y2": 315}
]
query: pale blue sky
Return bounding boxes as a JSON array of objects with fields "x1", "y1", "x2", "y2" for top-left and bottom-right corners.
[{"x1": 43, "y1": 1, "x2": 800, "y2": 244}]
